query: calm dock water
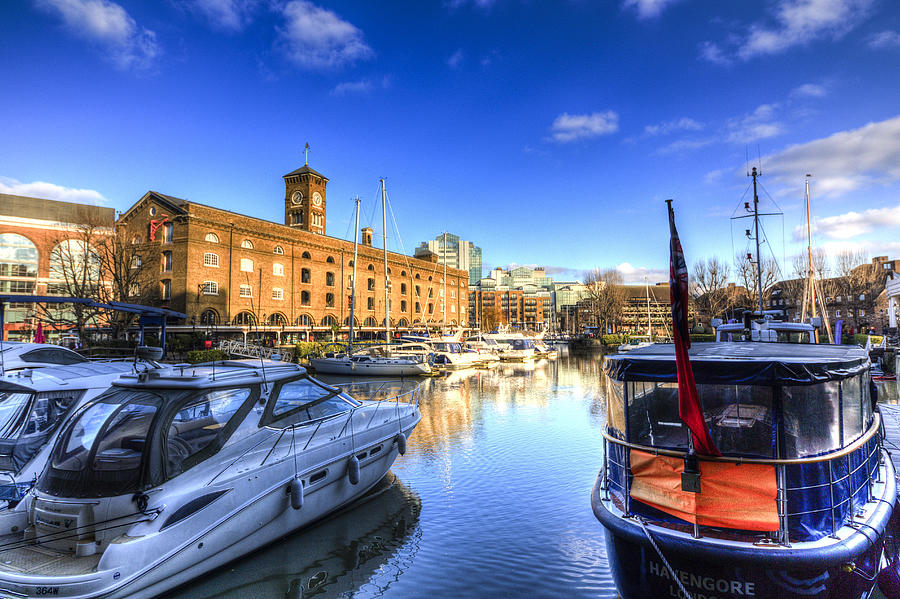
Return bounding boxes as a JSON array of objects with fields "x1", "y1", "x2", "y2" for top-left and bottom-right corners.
[{"x1": 168, "y1": 351, "x2": 900, "y2": 599}]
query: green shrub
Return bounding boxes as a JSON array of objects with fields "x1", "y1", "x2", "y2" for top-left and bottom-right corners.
[
  {"x1": 186, "y1": 349, "x2": 227, "y2": 364},
  {"x1": 602, "y1": 334, "x2": 629, "y2": 346},
  {"x1": 690, "y1": 333, "x2": 716, "y2": 342},
  {"x1": 294, "y1": 341, "x2": 329, "y2": 360},
  {"x1": 851, "y1": 334, "x2": 883, "y2": 347}
]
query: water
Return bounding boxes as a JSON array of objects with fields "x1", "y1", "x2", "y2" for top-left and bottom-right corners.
[{"x1": 171, "y1": 348, "x2": 618, "y2": 599}]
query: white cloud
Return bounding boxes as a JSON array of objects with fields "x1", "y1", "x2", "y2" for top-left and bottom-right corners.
[
  {"x1": 792, "y1": 205, "x2": 900, "y2": 241},
  {"x1": 791, "y1": 83, "x2": 827, "y2": 98},
  {"x1": 277, "y1": 0, "x2": 373, "y2": 70},
  {"x1": 656, "y1": 137, "x2": 715, "y2": 155},
  {"x1": 622, "y1": 0, "x2": 681, "y2": 19},
  {"x1": 763, "y1": 115, "x2": 900, "y2": 197},
  {"x1": 643, "y1": 117, "x2": 703, "y2": 137},
  {"x1": 701, "y1": 0, "x2": 873, "y2": 63},
  {"x1": 445, "y1": 0, "x2": 496, "y2": 10},
  {"x1": 616, "y1": 262, "x2": 669, "y2": 284},
  {"x1": 698, "y1": 41, "x2": 731, "y2": 65},
  {"x1": 549, "y1": 111, "x2": 619, "y2": 143},
  {"x1": 183, "y1": 0, "x2": 259, "y2": 32},
  {"x1": 868, "y1": 30, "x2": 900, "y2": 49},
  {"x1": 447, "y1": 49, "x2": 464, "y2": 69},
  {"x1": 0, "y1": 177, "x2": 109, "y2": 205},
  {"x1": 330, "y1": 75, "x2": 392, "y2": 96},
  {"x1": 726, "y1": 104, "x2": 782, "y2": 143},
  {"x1": 35, "y1": 0, "x2": 160, "y2": 70}
]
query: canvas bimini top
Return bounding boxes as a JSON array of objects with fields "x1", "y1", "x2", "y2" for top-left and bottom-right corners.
[{"x1": 604, "y1": 342, "x2": 869, "y2": 386}]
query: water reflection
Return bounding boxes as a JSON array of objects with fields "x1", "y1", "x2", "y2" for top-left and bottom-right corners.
[{"x1": 171, "y1": 474, "x2": 422, "y2": 599}]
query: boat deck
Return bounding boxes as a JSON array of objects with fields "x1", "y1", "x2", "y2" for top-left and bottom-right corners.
[{"x1": 0, "y1": 534, "x2": 101, "y2": 576}]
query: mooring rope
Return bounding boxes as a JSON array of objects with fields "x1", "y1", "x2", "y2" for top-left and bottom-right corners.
[{"x1": 636, "y1": 517, "x2": 693, "y2": 599}]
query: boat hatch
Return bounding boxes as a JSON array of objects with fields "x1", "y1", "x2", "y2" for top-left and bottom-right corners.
[
  {"x1": 39, "y1": 384, "x2": 260, "y2": 498},
  {"x1": 0, "y1": 386, "x2": 85, "y2": 475}
]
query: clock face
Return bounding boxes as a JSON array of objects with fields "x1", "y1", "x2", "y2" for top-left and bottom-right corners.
[
  {"x1": 291, "y1": 191, "x2": 303, "y2": 205},
  {"x1": 312, "y1": 192, "x2": 322, "y2": 207}
]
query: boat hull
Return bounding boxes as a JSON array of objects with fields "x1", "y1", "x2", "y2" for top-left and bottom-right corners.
[
  {"x1": 309, "y1": 357, "x2": 430, "y2": 376},
  {"x1": 591, "y1": 456, "x2": 896, "y2": 599}
]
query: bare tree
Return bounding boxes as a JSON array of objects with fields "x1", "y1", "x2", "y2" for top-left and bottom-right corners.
[
  {"x1": 35, "y1": 218, "x2": 110, "y2": 341},
  {"x1": 691, "y1": 257, "x2": 732, "y2": 321},
  {"x1": 583, "y1": 268, "x2": 627, "y2": 334},
  {"x1": 834, "y1": 250, "x2": 882, "y2": 331},
  {"x1": 94, "y1": 223, "x2": 155, "y2": 338},
  {"x1": 734, "y1": 253, "x2": 779, "y2": 311}
]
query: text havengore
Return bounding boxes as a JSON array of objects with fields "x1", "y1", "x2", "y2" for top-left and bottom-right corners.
[{"x1": 649, "y1": 560, "x2": 756, "y2": 597}]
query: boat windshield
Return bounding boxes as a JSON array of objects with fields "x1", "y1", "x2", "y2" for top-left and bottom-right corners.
[
  {"x1": 0, "y1": 389, "x2": 83, "y2": 472},
  {"x1": 509, "y1": 339, "x2": 534, "y2": 350},
  {"x1": 263, "y1": 377, "x2": 359, "y2": 428},
  {"x1": 41, "y1": 385, "x2": 256, "y2": 497}
]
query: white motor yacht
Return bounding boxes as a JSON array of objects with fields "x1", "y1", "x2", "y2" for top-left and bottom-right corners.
[
  {"x1": 0, "y1": 342, "x2": 93, "y2": 373},
  {"x1": 0, "y1": 359, "x2": 420, "y2": 599},
  {"x1": 427, "y1": 341, "x2": 482, "y2": 370}
]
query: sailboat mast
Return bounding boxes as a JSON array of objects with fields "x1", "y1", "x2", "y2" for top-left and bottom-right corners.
[
  {"x1": 805, "y1": 176, "x2": 817, "y2": 321},
  {"x1": 443, "y1": 231, "x2": 447, "y2": 330},
  {"x1": 349, "y1": 198, "x2": 360, "y2": 348},
  {"x1": 751, "y1": 167, "x2": 763, "y2": 313},
  {"x1": 645, "y1": 276, "x2": 652, "y2": 338},
  {"x1": 381, "y1": 179, "x2": 391, "y2": 346}
]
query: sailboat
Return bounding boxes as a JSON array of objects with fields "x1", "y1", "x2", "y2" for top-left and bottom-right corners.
[{"x1": 309, "y1": 190, "x2": 431, "y2": 376}]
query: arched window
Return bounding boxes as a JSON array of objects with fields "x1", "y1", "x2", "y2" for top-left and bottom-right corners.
[
  {"x1": 50, "y1": 239, "x2": 100, "y2": 285},
  {"x1": 320, "y1": 315, "x2": 337, "y2": 327},
  {"x1": 267, "y1": 313, "x2": 286, "y2": 326},
  {"x1": 239, "y1": 284, "x2": 252, "y2": 298},
  {"x1": 200, "y1": 309, "x2": 218, "y2": 325},
  {"x1": 348, "y1": 260, "x2": 354, "y2": 267},
  {"x1": 344, "y1": 316, "x2": 359, "y2": 326},
  {"x1": 387, "y1": 267, "x2": 392, "y2": 275},
  {"x1": 301, "y1": 290, "x2": 310, "y2": 305},
  {"x1": 301, "y1": 251, "x2": 311, "y2": 259},
  {"x1": 428, "y1": 276, "x2": 432, "y2": 281},
  {"x1": 326, "y1": 256, "x2": 335, "y2": 264},
  {"x1": 295, "y1": 314, "x2": 313, "y2": 326},
  {"x1": 415, "y1": 273, "x2": 420, "y2": 279},
  {"x1": 301, "y1": 268, "x2": 311, "y2": 283},
  {"x1": 200, "y1": 281, "x2": 218, "y2": 295},
  {"x1": 397, "y1": 318, "x2": 408, "y2": 327},
  {"x1": 325, "y1": 272, "x2": 335, "y2": 286},
  {"x1": 241, "y1": 239, "x2": 253, "y2": 249},
  {"x1": 233, "y1": 311, "x2": 256, "y2": 325},
  {"x1": 273, "y1": 245, "x2": 284, "y2": 255},
  {"x1": 364, "y1": 317, "x2": 378, "y2": 327},
  {"x1": 0, "y1": 233, "x2": 38, "y2": 281},
  {"x1": 204, "y1": 252, "x2": 218, "y2": 267},
  {"x1": 367, "y1": 264, "x2": 375, "y2": 271},
  {"x1": 291, "y1": 212, "x2": 302, "y2": 225},
  {"x1": 401, "y1": 270, "x2": 407, "y2": 277},
  {"x1": 326, "y1": 293, "x2": 334, "y2": 307},
  {"x1": 205, "y1": 232, "x2": 219, "y2": 243}
]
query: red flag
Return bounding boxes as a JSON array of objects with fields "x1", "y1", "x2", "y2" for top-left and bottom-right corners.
[
  {"x1": 667, "y1": 201, "x2": 720, "y2": 456},
  {"x1": 34, "y1": 321, "x2": 45, "y2": 344}
]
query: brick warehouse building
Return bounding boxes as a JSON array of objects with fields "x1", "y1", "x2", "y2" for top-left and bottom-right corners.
[{"x1": 117, "y1": 162, "x2": 469, "y2": 342}]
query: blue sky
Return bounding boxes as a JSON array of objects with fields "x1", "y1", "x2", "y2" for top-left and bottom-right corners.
[{"x1": 2, "y1": 0, "x2": 900, "y2": 284}]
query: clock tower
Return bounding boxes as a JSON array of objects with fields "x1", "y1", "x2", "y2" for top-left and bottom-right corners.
[{"x1": 283, "y1": 162, "x2": 328, "y2": 235}]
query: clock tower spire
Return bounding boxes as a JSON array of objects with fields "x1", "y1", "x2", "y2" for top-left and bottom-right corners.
[{"x1": 283, "y1": 158, "x2": 328, "y2": 235}]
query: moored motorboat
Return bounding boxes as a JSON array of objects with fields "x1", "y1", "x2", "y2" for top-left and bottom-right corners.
[
  {"x1": 309, "y1": 343, "x2": 432, "y2": 376},
  {"x1": 0, "y1": 359, "x2": 420, "y2": 599},
  {"x1": 592, "y1": 342, "x2": 894, "y2": 599}
]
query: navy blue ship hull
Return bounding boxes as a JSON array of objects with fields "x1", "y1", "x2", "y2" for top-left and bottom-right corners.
[{"x1": 592, "y1": 479, "x2": 894, "y2": 599}]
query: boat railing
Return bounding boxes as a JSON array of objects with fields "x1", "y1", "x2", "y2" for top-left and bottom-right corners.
[
  {"x1": 601, "y1": 412, "x2": 883, "y2": 544},
  {"x1": 219, "y1": 339, "x2": 295, "y2": 363}
]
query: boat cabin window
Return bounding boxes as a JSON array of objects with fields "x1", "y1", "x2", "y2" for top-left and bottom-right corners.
[
  {"x1": 0, "y1": 389, "x2": 84, "y2": 472},
  {"x1": 775, "y1": 330, "x2": 810, "y2": 344},
  {"x1": 605, "y1": 379, "x2": 626, "y2": 437},
  {"x1": 264, "y1": 377, "x2": 360, "y2": 428},
  {"x1": 782, "y1": 382, "x2": 840, "y2": 457},
  {"x1": 627, "y1": 382, "x2": 689, "y2": 450},
  {"x1": 625, "y1": 381, "x2": 774, "y2": 457},
  {"x1": 166, "y1": 387, "x2": 252, "y2": 478}
]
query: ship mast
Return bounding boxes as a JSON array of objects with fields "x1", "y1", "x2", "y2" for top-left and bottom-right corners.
[
  {"x1": 349, "y1": 197, "x2": 360, "y2": 349},
  {"x1": 645, "y1": 276, "x2": 652, "y2": 338},
  {"x1": 801, "y1": 175, "x2": 834, "y2": 343},
  {"x1": 443, "y1": 231, "x2": 448, "y2": 331},
  {"x1": 751, "y1": 167, "x2": 763, "y2": 314},
  {"x1": 381, "y1": 179, "x2": 391, "y2": 346}
]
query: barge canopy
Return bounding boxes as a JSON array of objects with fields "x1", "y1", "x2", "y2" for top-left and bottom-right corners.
[{"x1": 604, "y1": 342, "x2": 868, "y2": 386}]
